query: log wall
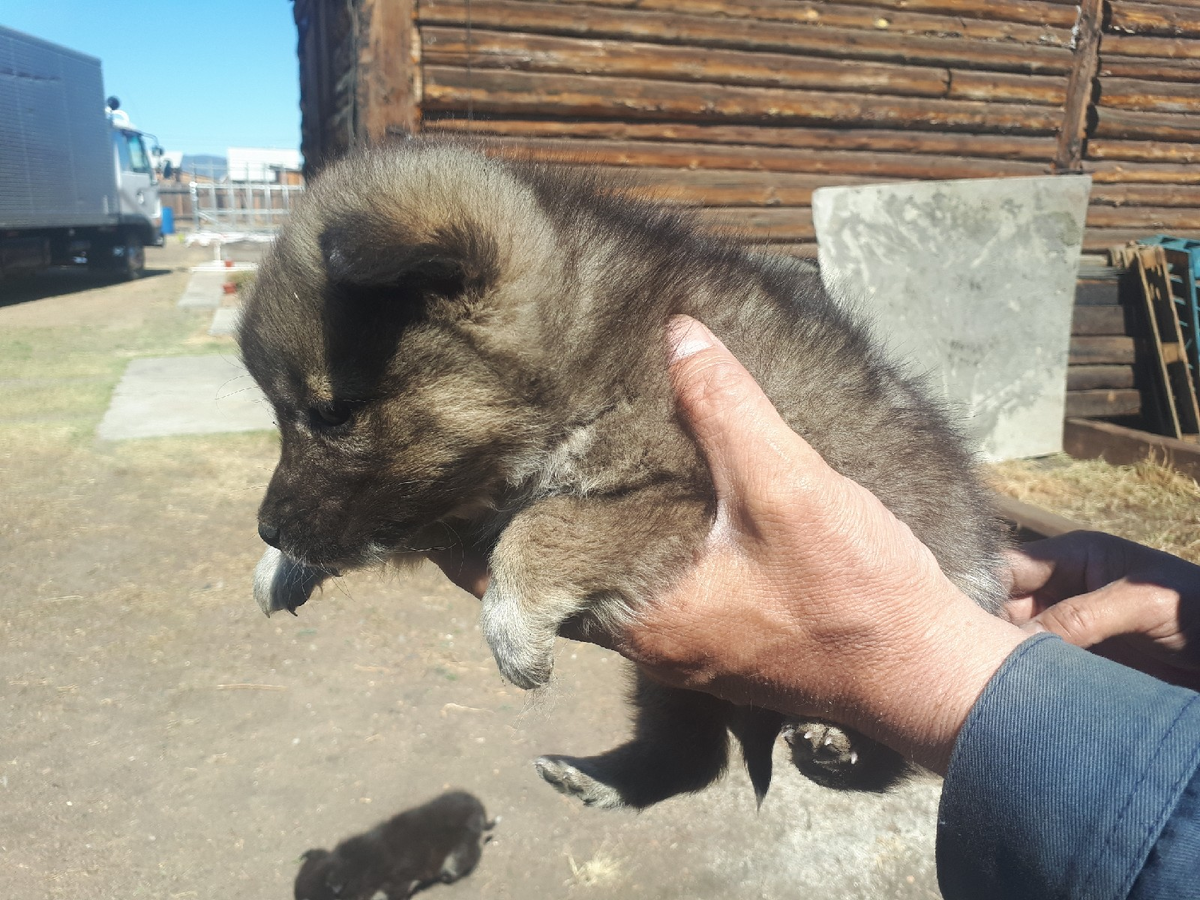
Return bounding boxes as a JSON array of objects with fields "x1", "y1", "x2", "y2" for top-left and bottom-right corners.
[{"x1": 292, "y1": 0, "x2": 1200, "y2": 425}]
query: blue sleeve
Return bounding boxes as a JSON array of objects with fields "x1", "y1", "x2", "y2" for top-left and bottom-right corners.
[{"x1": 937, "y1": 633, "x2": 1200, "y2": 900}]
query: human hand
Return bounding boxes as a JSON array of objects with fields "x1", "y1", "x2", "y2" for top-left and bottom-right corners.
[{"x1": 1005, "y1": 533, "x2": 1200, "y2": 690}]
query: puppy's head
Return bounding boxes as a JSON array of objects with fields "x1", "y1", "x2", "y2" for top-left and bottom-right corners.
[{"x1": 239, "y1": 142, "x2": 559, "y2": 570}]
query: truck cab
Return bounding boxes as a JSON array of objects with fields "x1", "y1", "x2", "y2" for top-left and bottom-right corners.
[{"x1": 103, "y1": 105, "x2": 164, "y2": 276}]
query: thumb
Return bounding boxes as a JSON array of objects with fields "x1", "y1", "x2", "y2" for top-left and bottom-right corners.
[
  {"x1": 665, "y1": 316, "x2": 824, "y2": 502},
  {"x1": 1024, "y1": 582, "x2": 1147, "y2": 648}
]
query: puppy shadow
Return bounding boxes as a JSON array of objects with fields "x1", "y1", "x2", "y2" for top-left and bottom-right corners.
[{"x1": 294, "y1": 791, "x2": 495, "y2": 900}]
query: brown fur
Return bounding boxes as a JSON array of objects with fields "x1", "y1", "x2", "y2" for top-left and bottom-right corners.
[{"x1": 241, "y1": 139, "x2": 1007, "y2": 808}]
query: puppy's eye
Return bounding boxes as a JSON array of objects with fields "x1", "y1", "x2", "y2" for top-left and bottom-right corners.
[{"x1": 309, "y1": 401, "x2": 353, "y2": 429}]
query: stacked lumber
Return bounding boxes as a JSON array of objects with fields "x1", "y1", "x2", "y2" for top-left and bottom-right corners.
[
  {"x1": 1087, "y1": 1, "x2": 1200, "y2": 252},
  {"x1": 1068, "y1": 275, "x2": 1141, "y2": 419}
]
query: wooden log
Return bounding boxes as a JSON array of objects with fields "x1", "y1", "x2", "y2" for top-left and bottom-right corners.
[
  {"x1": 1063, "y1": 417, "x2": 1200, "y2": 479},
  {"x1": 421, "y1": 27, "x2": 952, "y2": 96},
  {"x1": 947, "y1": 69, "x2": 1067, "y2": 105},
  {"x1": 993, "y1": 496, "x2": 1088, "y2": 541},
  {"x1": 1089, "y1": 159, "x2": 1200, "y2": 184},
  {"x1": 1100, "y1": 76, "x2": 1200, "y2": 113},
  {"x1": 362, "y1": 0, "x2": 419, "y2": 139},
  {"x1": 1088, "y1": 138, "x2": 1200, "y2": 162},
  {"x1": 1083, "y1": 228, "x2": 1178, "y2": 251},
  {"x1": 544, "y1": 0, "x2": 1075, "y2": 44},
  {"x1": 1067, "y1": 365, "x2": 1137, "y2": 390},
  {"x1": 574, "y1": 166, "x2": 876, "y2": 206},
  {"x1": 751, "y1": 242, "x2": 820, "y2": 258},
  {"x1": 1109, "y1": 2, "x2": 1200, "y2": 38},
  {"x1": 1055, "y1": 0, "x2": 1104, "y2": 172},
  {"x1": 1099, "y1": 55, "x2": 1200, "y2": 82},
  {"x1": 1070, "y1": 335, "x2": 1138, "y2": 364},
  {"x1": 800, "y1": 0, "x2": 1079, "y2": 27},
  {"x1": 428, "y1": 117, "x2": 1059, "y2": 160},
  {"x1": 421, "y1": 67, "x2": 1064, "y2": 133},
  {"x1": 1090, "y1": 182, "x2": 1200, "y2": 207},
  {"x1": 1072, "y1": 304, "x2": 1129, "y2": 335},
  {"x1": 1065, "y1": 388, "x2": 1143, "y2": 417},
  {"x1": 1102, "y1": 32, "x2": 1200, "y2": 59},
  {"x1": 417, "y1": 1, "x2": 1075, "y2": 74},
  {"x1": 476, "y1": 135, "x2": 1049, "y2": 179},
  {"x1": 1094, "y1": 106, "x2": 1200, "y2": 142},
  {"x1": 693, "y1": 206, "x2": 815, "y2": 241},
  {"x1": 1087, "y1": 205, "x2": 1200, "y2": 229}
]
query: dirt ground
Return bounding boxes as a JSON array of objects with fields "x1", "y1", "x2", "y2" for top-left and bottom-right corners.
[{"x1": 1, "y1": 244, "x2": 947, "y2": 899}]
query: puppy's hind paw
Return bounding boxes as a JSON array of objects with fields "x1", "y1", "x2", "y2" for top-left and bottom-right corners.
[
  {"x1": 783, "y1": 721, "x2": 908, "y2": 792},
  {"x1": 535, "y1": 756, "x2": 626, "y2": 809}
]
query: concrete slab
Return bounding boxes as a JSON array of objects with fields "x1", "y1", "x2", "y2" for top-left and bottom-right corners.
[
  {"x1": 97, "y1": 355, "x2": 273, "y2": 440},
  {"x1": 177, "y1": 270, "x2": 227, "y2": 309},
  {"x1": 208, "y1": 306, "x2": 241, "y2": 337},
  {"x1": 812, "y1": 175, "x2": 1091, "y2": 460}
]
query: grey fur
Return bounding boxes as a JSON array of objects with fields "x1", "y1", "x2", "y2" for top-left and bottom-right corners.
[{"x1": 239, "y1": 139, "x2": 1007, "y2": 807}]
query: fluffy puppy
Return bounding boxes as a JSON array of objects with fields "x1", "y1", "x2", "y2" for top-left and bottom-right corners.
[
  {"x1": 241, "y1": 139, "x2": 1006, "y2": 808},
  {"x1": 294, "y1": 791, "x2": 493, "y2": 900}
]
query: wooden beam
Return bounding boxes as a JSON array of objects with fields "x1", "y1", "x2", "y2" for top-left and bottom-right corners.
[
  {"x1": 1064, "y1": 417, "x2": 1200, "y2": 479},
  {"x1": 1109, "y1": 2, "x2": 1200, "y2": 39},
  {"x1": 1066, "y1": 365, "x2": 1136, "y2": 390},
  {"x1": 1054, "y1": 0, "x2": 1103, "y2": 172},
  {"x1": 1070, "y1": 335, "x2": 1137, "y2": 364},
  {"x1": 1065, "y1": 388, "x2": 1143, "y2": 417},
  {"x1": 362, "y1": 0, "x2": 419, "y2": 140},
  {"x1": 1072, "y1": 304, "x2": 1128, "y2": 335},
  {"x1": 993, "y1": 495, "x2": 1088, "y2": 541}
]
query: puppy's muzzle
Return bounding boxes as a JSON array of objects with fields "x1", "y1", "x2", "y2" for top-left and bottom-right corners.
[{"x1": 253, "y1": 546, "x2": 330, "y2": 616}]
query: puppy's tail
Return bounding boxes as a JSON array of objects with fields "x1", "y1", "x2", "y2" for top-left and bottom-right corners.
[{"x1": 729, "y1": 708, "x2": 785, "y2": 808}]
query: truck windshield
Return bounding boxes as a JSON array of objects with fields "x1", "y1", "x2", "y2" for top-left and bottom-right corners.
[{"x1": 114, "y1": 130, "x2": 153, "y2": 175}]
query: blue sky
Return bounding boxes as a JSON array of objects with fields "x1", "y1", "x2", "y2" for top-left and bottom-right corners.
[{"x1": 3, "y1": 1, "x2": 300, "y2": 157}]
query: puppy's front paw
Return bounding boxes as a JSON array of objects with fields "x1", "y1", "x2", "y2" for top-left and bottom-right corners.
[
  {"x1": 535, "y1": 756, "x2": 626, "y2": 809},
  {"x1": 480, "y1": 580, "x2": 555, "y2": 690},
  {"x1": 783, "y1": 720, "x2": 908, "y2": 792}
]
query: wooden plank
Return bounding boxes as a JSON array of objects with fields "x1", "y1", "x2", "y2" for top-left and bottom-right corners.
[
  {"x1": 1109, "y1": 2, "x2": 1200, "y2": 38},
  {"x1": 1100, "y1": 76, "x2": 1200, "y2": 113},
  {"x1": 1084, "y1": 228, "x2": 1176, "y2": 251},
  {"x1": 1067, "y1": 365, "x2": 1137, "y2": 390},
  {"x1": 693, "y1": 207, "x2": 814, "y2": 241},
  {"x1": 1072, "y1": 304, "x2": 1129, "y2": 335},
  {"x1": 570, "y1": 166, "x2": 875, "y2": 207},
  {"x1": 1065, "y1": 388, "x2": 1144, "y2": 417},
  {"x1": 1070, "y1": 335, "x2": 1138, "y2": 364},
  {"x1": 1064, "y1": 417, "x2": 1200, "y2": 479},
  {"x1": 421, "y1": 67, "x2": 1064, "y2": 133},
  {"x1": 417, "y1": 1, "x2": 1075, "y2": 74},
  {"x1": 1137, "y1": 244, "x2": 1200, "y2": 437},
  {"x1": 1075, "y1": 280, "x2": 1122, "y2": 305},
  {"x1": 475, "y1": 135, "x2": 1049, "y2": 179},
  {"x1": 1055, "y1": 0, "x2": 1104, "y2": 172},
  {"x1": 947, "y1": 69, "x2": 1067, "y2": 106},
  {"x1": 809, "y1": 0, "x2": 1080, "y2": 28},
  {"x1": 994, "y1": 495, "x2": 1089, "y2": 541},
  {"x1": 428, "y1": 117, "x2": 1059, "y2": 160},
  {"x1": 1094, "y1": 105, "x2": 1200, "y2": 141},
  {"x1": 420, "y1": 27, "x2": 953, "y2": 96}
]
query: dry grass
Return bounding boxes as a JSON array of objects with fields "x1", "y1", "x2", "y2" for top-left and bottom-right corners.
[{"x1": 989, "y1": 454, "x2": 1200, "y2": 562}]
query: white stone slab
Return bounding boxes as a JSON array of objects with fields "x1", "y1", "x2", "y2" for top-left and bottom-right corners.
[
  {"x1": 177, "y1": 271, "x2": 227, "y2": 309},
  {"x1": 812, "y1": 175, "x2": 1091, "y2": 461},
  {"x1": 209, "y1": 306, "x2": 242, "y2": 337},
  {"x1": 97, "y1": 355, "x2": 273, "y2": 440}
]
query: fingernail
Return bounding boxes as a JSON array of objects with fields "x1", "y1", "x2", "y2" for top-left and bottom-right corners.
[{"x1": 667, "y1": 316, "x2": 715, "y2": 363}]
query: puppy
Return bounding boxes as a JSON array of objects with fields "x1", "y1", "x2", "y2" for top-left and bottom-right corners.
[
  {"x1": 241, "y1": 139, "x2": 1006, "y2": 808},
  {"x1": 294, "y1": 791, "x2": 493, "y2": 900}
]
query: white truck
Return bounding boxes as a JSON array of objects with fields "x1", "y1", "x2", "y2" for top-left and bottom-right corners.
[{"x1": 0, "y1": 25, "x2": 162, "y2": 279}]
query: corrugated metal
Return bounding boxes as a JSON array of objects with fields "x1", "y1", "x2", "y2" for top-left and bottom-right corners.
[{"x1": 0, "y1": 25, "x2": 117, "y2": 229}]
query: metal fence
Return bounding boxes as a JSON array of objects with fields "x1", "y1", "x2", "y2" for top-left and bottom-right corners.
[{"x1": 159, "y1": 160, "x2": 304, "y2": 234}]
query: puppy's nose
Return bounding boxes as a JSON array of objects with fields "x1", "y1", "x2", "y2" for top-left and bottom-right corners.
[{"x1": 258, "y1": 521, "x2": 282, "y2": 547}]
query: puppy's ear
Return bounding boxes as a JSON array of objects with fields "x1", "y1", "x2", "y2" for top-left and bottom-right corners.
[{"x1": 320, "y1": 217, "x2": 497, "y2": 313}]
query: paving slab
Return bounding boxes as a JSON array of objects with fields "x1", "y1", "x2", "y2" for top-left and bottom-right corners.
[
  {"x1": 96, "y1": 355, "x2": 273, "y2": 440},
  {"x1": 812, "y1": 175, "x2": 1091, "y2": 461},
  {"x1": 208, "y1": 305, "x2": 242, "y2": 336},
  {"x1": 177, "y1": 270, "x2": 227, "y2": 309}
]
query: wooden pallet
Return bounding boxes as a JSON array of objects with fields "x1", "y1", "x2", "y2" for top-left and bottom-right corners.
[{"x1": 1111, "y1": 242, "x2": 1200, "y2": 441}]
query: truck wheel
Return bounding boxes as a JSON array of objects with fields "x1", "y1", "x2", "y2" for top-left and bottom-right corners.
[{"x1": 118, "y1": 234, "x2": 145, "y2": 280}]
